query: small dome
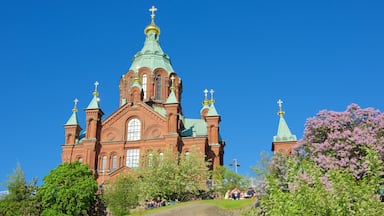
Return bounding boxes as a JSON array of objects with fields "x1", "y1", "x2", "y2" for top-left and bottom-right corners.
[{"x1": 145, "y1": 23, "x2": 160, "y2": 35}]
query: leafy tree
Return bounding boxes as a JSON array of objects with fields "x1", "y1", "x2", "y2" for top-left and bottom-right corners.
[
  {"x1": 298, "y1": 103, "x2": 384, "y2": 179},
  {"x1": 37, "y1": 162, "x2": 98, "y2": 216},
  {"x1": 250, "y1": 151, "x2": 271, "y2": 195},
  {"x1": 138, "y1": 148, "x2": 210, "y2": 201},
  {"x1": 0, "y1": 163, "x2": 39, "y2": 216},
  {"x1": 102, "y1": 172, "x2": 140, "y2": 216}
]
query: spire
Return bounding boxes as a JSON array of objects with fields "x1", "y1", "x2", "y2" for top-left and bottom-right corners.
[
  {"x1": 166, "y1": 75, "x2": 178, "y2": 104},
  {"x1": 202, "y1": 89, "x2": 210, "y2": 106},
  {"x1": 207, "y1": 89, "x2": 219, "y2": 116},
  {"x1": 129, "y1": 5, "x2": 174, "y2": 74},
  {"x1": 86, "y1": 81, "x2": 101, "y2": 109},
  {"x1": 144, "y1": 6, "x2": 160, "y2": 35},
  {"x1": 200, "y1": 89, "x2": 210, "y2": 112},
  {"x1": 273, "y1": 99, "x2": 297, "y2": 142},
  {"x1": 65, "y1": 98, "x2": 80, "y2": 125}
]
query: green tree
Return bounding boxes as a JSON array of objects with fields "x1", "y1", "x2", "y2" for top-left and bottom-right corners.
[
  {"x1": 138, "y1": 148, "x2": 210, "y2": 201},
  {"x1": 251, "y1": 151, "x2": 271, "y2": 195},
  {"x1": 37, "y1": 162, "x2": 98, "y2": 216},
  {"x1": 102, "y1": 172, "x2": 140, "y2": 216},
  {"x1": 0, "y1": 163, "x2": 39, "y2": 216}
]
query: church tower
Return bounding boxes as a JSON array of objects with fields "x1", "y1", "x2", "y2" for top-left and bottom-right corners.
[
  {"x1": 61, "y1": 6, "x2": 225, "y2": 185},
  {"x1": 271, "y1": 99, "x2": 297, "y2": 155}
]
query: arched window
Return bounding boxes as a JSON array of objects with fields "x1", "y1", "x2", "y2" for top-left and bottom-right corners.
[
  {"x1": 78, "y1": 157, "x2": 83, "y2": 163},
  {"x1": 156, "y1": 75, "x2": 162, "y2": 100},
  {"x1": 101, "y1": 156, "x2": 107, "y2": 171},
  {"x1": 112, "y1": 155, "x2": 117, "y2": 170},
  {"x1": 142, "y1": 74, "x2": 147, "y2": 99},
  {"x1": 127, "y1": 118, "x2": 140, "y2": 141}
]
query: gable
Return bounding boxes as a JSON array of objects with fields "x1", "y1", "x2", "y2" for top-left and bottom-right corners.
[{"x1": 100, "y1": 102, "x2": 167, "y2": 141}]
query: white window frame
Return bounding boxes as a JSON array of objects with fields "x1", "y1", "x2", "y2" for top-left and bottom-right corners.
[
  {"x1": 127, "y1": 118, "x2": 140, "y2": 141},
  {"x1": 126, "y1": 149, "x2": 140, "y2": 168}
]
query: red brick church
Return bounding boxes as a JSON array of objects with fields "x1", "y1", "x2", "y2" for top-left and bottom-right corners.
[{"x1": 61, "y1": 6, "x2": 225, "y2": 185}]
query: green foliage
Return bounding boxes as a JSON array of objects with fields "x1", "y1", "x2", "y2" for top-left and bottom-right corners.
[
  {"x1": 0, "y1": 163, "x2": 39, "y2": 216},
  {"x1": 37, "y1": 162, "x2": 98, "y2": 216},
  {"x1": 138, "y1": 148, "x2": 210, "y2": 201},
  {"x1": 259, "y1": 149, "x2": 384, "y2": 216},
  {"x1": 102, "y1": 148, "x2": 212, "y2": 214},
  {"x1": 102, "y1": 172, "x2": 140, "y2": 216},
  {"x1": 211, "y1": 165, "x2": 248, "y2": 197}
]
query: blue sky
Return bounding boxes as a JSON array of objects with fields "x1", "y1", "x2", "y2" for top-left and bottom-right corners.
[{"x1": 1, "y1": 0, "x2": 384, "y2": 190}]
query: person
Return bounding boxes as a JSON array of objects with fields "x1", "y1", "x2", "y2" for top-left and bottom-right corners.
[
  {"x1": 224, "y1": 190, "x2": 230, "y2": 199},
  {"x1": 246, "y1": 187, "x2": 256, "y2": 198},
  {"x1": 231, "y1": 188, "x2": 240, "y2": 200}
]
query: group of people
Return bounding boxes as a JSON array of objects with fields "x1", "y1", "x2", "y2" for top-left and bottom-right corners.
[
  {"x1": 146, "y1": 196, "x2": 167, "y2": 209},
  {"x1": 225, "y1": 187, "x2": 256, "y2": 200}
]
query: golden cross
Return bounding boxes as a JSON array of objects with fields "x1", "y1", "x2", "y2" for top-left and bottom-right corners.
[{"x1": 149, "y1": 5, "x2": 157, "y2": 22}]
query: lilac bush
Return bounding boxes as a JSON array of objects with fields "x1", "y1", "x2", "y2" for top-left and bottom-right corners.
[{"x1": 298, "y1": 103, "x2": 384, "y2": 179}]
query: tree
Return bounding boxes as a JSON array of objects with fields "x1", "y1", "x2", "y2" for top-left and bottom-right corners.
[
  {"x1": 138, "y1": 148, "x2": 211, "y2": 201},
  {"x1": 102, "y1": 172, "x2": 140, "y2": 216},
  {"x1": 250, "y1": 151, "x2": 271, "y2": 195},
  {"x1": 37, "y1": 162, "x2": 98, "y2": 216},
  {"x1": 298, "y1": 103, "x2": 384, "y2": 179},
  {"x1": 0, "y1": 163, "x2": 39, "y2": 216}
]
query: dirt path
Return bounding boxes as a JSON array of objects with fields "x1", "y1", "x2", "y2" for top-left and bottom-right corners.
[{"x1": 144, "y1": 203, "x2": 245, "y2": 216}]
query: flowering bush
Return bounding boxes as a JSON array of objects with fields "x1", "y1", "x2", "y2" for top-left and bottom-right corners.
[
  {"x1": 298, "y1": 103, "x2": 384, "y2": 179},
  {"x1": 255, "y1": 104, "x2": 384, "y2": 215}
]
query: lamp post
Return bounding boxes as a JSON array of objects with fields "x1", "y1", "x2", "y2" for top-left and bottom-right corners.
[{"x1": 229, "y1": 158, "x2": 240, "y2": 174}]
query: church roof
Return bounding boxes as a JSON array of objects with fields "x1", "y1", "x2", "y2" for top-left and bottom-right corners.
[
  {"x1": 65, "y1": 98, "x2": 79, "y2": 125},
  {"x1": 165, "y1": 89, "x2": 178, "y2": 104},
  {"x1": 207, "y1": 103, "x2": 219, "y2": 116},
  {"x1": 181, "y1": 118, "x2": 208, "y2": 137},
  {"x1": 129, "y1": 6, "x2": 174, "y2": 74},
  {"x1": 86, "y1": 82, "x2": 100, "y2": 109},
  {"x1": 273, "y1": 99, "x2": 297, "y2": 142}
]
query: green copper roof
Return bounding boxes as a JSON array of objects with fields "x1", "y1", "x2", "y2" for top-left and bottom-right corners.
[
  {"x1": 165, "y1": 90, "x2": 178, "y2": 104},
  {"x1": 153, "y1": 105, "x2": 166, "y2": 117},
  {"x1": 181, "y1": 118, "x2": 208, "y2": 137},
  {"x1": 86, "y1": 93, "x2": 100, "y2": 109},
  {"x1": 129, "y1": 31, "x2": 174, "y2": 74},
  {"x1": 273, "y1": 116, "x2": 297, "y2": 142},
  {"x1": 65, "y1": 111, "x2": 79, "y2": 125},
  {"x1": 207, "y1": 104, "x2": 219, "y2": 116}
]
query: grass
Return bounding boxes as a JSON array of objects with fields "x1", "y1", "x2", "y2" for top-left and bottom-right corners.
[{"x1": 131, "y1": 198, "x2": 255, "y2": 216}]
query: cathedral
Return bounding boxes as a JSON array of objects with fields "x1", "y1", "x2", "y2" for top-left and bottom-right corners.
[{"x1": 61, "y1": 6, "x2": 225, "y2": 185}]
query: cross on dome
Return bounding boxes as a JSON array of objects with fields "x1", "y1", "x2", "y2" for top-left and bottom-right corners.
[
  {"x1": 73, "y1": 98, "x2": 79, "y2": 112},
  {"x1": 277, "y1": 99, "x2": 283, "y2": 108},
  {"x1": 93, "y1": 81, "x2": 100, "y2": 97},
  {"x1": 210, "y1": 89, "x2": 215, "y2": 104},
  {"x1": 277, "y1": 99, "x2": 285, "y2": 117},
  {"x1": 149, "y1": 5, "x2": 157, "y2": 23},
  {"x1": 94, "y1": 81, "x2": 99, "y2": 92},
  {"x1": 170, "y1": 75, "x2": 176, "y2": 90}
]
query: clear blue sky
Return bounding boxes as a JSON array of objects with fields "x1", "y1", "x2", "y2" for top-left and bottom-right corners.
[{"x1": 1, "y1": 0, "x2": 384, "y2": 190}]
